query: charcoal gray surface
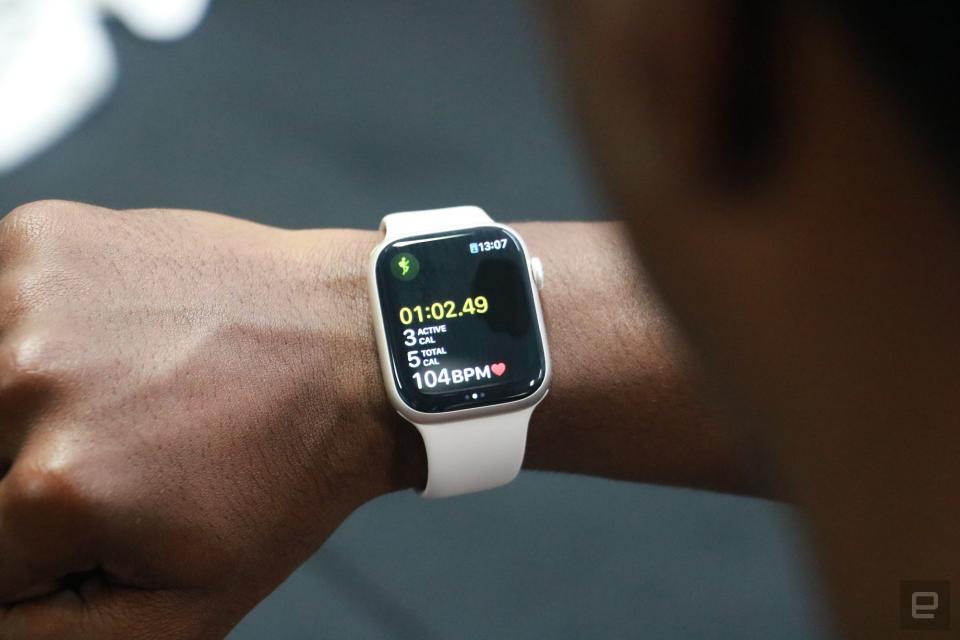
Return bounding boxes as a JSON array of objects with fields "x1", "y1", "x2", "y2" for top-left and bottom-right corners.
[{"x1": 0, "y1": 1, "x2": 830, "y2": 638}]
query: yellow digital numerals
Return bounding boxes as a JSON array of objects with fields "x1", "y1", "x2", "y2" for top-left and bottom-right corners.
[{"x1": 399, "y1": 296, "x2": 489, "y2": 325}]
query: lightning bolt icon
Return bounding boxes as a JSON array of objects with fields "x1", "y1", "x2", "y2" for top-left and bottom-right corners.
[{"x1": 398, "y1": 256, "x2": 410, "y2": 276}]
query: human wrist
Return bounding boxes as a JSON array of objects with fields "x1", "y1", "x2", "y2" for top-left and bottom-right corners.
[{"x1": 285, "y1": 228, "x2": 426, "y2": 504}]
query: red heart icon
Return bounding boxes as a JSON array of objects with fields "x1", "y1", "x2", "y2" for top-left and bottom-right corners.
[{"x1": 491, "y1": 362, "x2": 506, "y2": 377}]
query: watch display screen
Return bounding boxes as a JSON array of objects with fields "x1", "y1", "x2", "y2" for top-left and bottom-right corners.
[{"x1": 375, "y1": 226, "x2": 546, "y2": 413}]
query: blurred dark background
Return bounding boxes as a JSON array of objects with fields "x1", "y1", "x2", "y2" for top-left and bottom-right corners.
[{"x1": 0, "y1": 1, "x2": 829, "y2": 637}]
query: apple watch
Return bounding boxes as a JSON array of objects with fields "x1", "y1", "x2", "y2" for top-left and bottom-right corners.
[{"x1": 368, "y1": 206, "x2": 550, "y2": 498}]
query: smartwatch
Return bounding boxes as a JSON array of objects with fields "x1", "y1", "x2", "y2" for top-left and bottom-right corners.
[{"x1": 368, "y1": 206, "x2": 551, "y2": 498}]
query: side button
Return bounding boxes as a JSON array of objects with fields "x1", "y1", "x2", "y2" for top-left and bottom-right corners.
[{"x1": 529, "y1": 257, "x2": 544, "y2": 291}]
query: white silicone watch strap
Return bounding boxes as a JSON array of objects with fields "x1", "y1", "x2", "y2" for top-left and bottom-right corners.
[
  {"x1": 418, "y1": 407, "x2": 534, "y2": 498},
  {"x1": 379, "y1": 207, "x2": 533, "y2": 499},
  {"x1": 380, "y1": 205, "x2": 493, "y2": 241}
]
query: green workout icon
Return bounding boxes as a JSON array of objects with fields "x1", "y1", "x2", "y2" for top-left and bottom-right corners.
[{"x1": 391, "y1": 252, "x2": 420, "y2": 281}]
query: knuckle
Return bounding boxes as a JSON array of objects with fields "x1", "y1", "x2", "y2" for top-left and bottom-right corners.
[
  {"x1": 1, "y1": 200, "x2": 84, "y2": 251},
  {"x1": 0, "y1": 334, "x2": 60, "y2": 394},
  {"x1": 1, "y1": 454, "x2": 102, "y2": 550},
  {"x1": 3, "y1": 462, "x2": 88, "y2": 521},
  {"x1": 3, "y1": 201, "x2": 52, "y2": 231},
  {"x1": 5, "y1": 199, "x2": 75, "y2": 224},
  {"x1": 2, "y1": 203, "x2": 36, "y2": 230}
]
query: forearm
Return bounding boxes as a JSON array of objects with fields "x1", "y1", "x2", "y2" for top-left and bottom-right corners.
[
  {"x1": 305, "y1": 220, "x2": 769, "y2": 499},
  {"x1": 0, "y1": 204, "x2": 769, "y2": 638},
  {"x1": 516, "y1": 222, "x2": 762, "y2": 495}
]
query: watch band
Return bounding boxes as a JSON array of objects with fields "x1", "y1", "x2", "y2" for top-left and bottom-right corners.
[
  {"x1": 377, "y1": 206, "x2": 534, "y2": 499},
  {"x1": 418, "y1": 407, "x2": 534, "y2": 498},
  {"x1": 380, "y1": 205, "x2": 493, "y2": 241}
]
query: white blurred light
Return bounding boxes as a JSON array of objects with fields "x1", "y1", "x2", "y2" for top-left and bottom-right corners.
[
  {"x1": 98, "y1": 0, "x2": 211, "y2": 42},
  {"x1": 0, "y1": 0, "x2": 210, "y2": 174}
]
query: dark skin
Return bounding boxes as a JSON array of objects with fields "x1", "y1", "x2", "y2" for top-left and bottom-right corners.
[
  {"x1": 1, "y1": 2, "x2": 955, "y2": 637},
  {"x1": 0, "y1": 208, "x2": 738, "y2": 638}
]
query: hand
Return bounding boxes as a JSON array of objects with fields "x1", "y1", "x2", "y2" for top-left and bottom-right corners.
[{"x1": 0, "y1": 201, "x2": 413, "y2": 638}]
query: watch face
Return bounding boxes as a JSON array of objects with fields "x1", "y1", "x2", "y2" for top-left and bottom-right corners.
[{"x1": 375, "y1": 226, "x2": 547, "y2": 413}]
